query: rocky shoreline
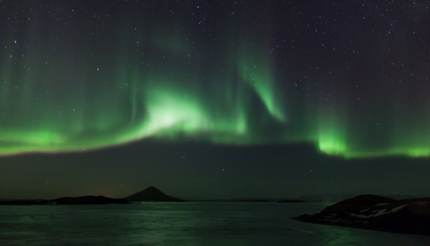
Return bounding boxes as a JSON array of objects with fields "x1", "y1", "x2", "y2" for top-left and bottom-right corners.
[{"x1": 296, "y1": 194, "x2": 430, "y2": 235}]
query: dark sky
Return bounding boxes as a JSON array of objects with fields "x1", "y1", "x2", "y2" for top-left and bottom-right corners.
[{"x1": 0, "y1": 0, "x2": 430, "y2": 199}]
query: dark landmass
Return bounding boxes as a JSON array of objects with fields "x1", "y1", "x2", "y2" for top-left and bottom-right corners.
[
  {"x1": 52, "y1": 196, "x2": 128, "y2": 205},
  {"x1": 186, "y1": 198, "x2": 307, "y2": 203},
  {"x1": 228, "y1": 198, "x2": 306, "y2": 203},
  {"x1": 0, "y1": 186, "x2": 308, "y2": 205},
  {"x1": 218, "y1": 199, "x2": 273, "y2": 202},
  {"x1": 0, "y1": 186, "x2": 181, "y2": 205},
  {"x1": 126, "y1": 186, "x2": 183, "y2": 202},
  {"x1": 0, "y1": 199, "x2": 49, "y2": 205},
  {"x1": 0, "y1": 196, "x2": 128, "y2": 205},
  {"x1": 296, "y1": 194, "x2": 430, "y2": 235},
  {"x1": 224, "y1": 199, "x2": 306, "y2": 203},
  {"x1": 278, "y1": 199, "x2": 306, "y2": 203}
]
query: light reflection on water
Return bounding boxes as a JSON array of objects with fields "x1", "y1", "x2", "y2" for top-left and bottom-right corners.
[{"x1": 0, "y1": 202, "x2": 429, "y2": 245}]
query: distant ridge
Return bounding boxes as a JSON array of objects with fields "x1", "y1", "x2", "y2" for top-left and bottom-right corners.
[
  {"x1": 0, "y1": 196, "x2": 128, "y2": 205},
  {"x1": 126, "y1": 186, "x2": 183, "y2": 202},
  {"x1": 53, "y1": 196, "x2": 128, "y2": 205}
]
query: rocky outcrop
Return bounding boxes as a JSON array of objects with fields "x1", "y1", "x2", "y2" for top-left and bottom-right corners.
[{"x1": 297, "y1": 194, "x2": 430, "y2": 235}]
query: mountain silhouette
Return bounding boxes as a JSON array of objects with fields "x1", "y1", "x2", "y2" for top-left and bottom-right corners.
[{"x1": 126, "y1": 186, "x2": 183, "y2": 202}]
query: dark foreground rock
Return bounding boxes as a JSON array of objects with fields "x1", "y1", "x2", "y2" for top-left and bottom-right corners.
[
  {"x1": 296, "y1": 194, "x2": 430, "y2": 235},
  {"x1": 52, "y1": 196, "x2": 128, "y2": 205},
  {"x1": 126, "y1": 186, "x2": 183, "y2": 202}
]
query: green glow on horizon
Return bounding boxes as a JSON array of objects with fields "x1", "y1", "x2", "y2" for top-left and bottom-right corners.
[{"x1": 318, "y1": 137, "x2": 348, "y2": 157}]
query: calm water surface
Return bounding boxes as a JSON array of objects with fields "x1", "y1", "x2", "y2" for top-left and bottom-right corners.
[{"x1": 0, "y1": 202, "x2": 429, "y2": 245}]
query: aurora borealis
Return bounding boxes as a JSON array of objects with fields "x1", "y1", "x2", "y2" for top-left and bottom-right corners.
[
  {"x1": 1, "y1": 0, "x2": 430, "y2": 159},
  {"x1": 2, "y1": 0, "x2": 430, "y2": 203}
]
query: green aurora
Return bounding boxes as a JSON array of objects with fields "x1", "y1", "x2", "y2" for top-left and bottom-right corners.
[
  {"x1": 0, "y1": 1, "x2": 429, "y2": 159},
  {"x1": 0, "y1": 45, "x2": 427, "y2": 159}
]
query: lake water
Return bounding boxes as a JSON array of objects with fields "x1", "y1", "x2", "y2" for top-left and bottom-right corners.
[{"x1": 0, "y1": 202, "x2": 429, "y2": 245}]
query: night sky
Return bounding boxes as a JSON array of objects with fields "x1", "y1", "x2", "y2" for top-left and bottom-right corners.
[{"x1": 1, "y1": 0, "x2": 430, "y2": 199}]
